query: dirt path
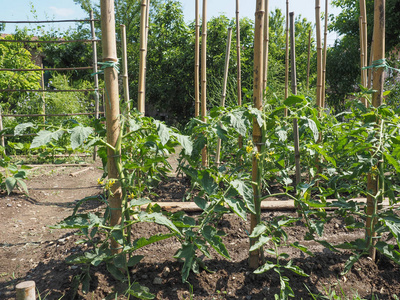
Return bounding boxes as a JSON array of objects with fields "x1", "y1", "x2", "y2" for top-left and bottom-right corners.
[{"x1": 0, "y1": 162, "x2": 103, "y2": 299}]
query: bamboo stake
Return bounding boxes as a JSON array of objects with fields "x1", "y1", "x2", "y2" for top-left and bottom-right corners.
[
  {"x1": 90, "y1": 10, "x2": 100, "y2": 122},
  {"x1": 41, "y1": 63, "x2": 45, "y2": 124},
  {"x1": 368, "y1": 31, "x2": 375, "y2": 89},
  {"x1": 236, "y1": 0, "x2": 243, "y2": 149},
  {"x1": 321, "y1": 0, "x2": 328, "y2": 108},
  {"x1": 367, "y1": 0, "x2": 385, "y2": 261},
  {"x1": 0, "y1": 106, "x2": 4, "y2": 148},
  {"x1": 263, "y1": 0, "x2": 270, "y2": 90},
  {"x1": 315, "y1": 0, "x2": 323, "y2": 110},
  {"x1": 290, "y1": 12, "x2": 301, "y2": 191},
  {"x1": 100, "y1": 0, "x2": 122, "y2": 255},
  {"x1": 306, "y1": 29, "x2": 311, "y2": 91},
  {"x1": 138, "y1": 0, "x2": 148, "y2": 114},
  {"x1": 284, "y1": 0, "x2": 289, "y2": 116},
  {"x1": 359, "y1": 16, "x2": 367, "y2": 105},
  {"x1": 143, "y1": 0, "x2": 150, "y2": 101},
  {"x1": 236, "y1": 0, "x2": 242, "y2": 106},
  {"x1": 201, "y1": 0, "x2": 208, "y2": 167},
  {"x1": 195, "y1": 0, "x2": 200, "y2": 117},
  {"x1": 120, "y1": 25, "x2": 130, "y2": 114},
  {"x1": 91, "y1": 11, "x2": 99, "y2": 160},
  {"x1": 360, "y1": 0, "x2": 368, "y2": 80},
  {"x1": 216, "y1": 28, "x2": 232, "y2": 167},
  {"x1": 249, "y1": 0, "x2": 265, "y2": 269}
]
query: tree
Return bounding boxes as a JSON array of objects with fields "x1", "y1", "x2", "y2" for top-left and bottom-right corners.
[
  {"x1": 0, "y1": 30, "x2": 42, "y2": 113},
  {"x1": 327, "y1": 0, "x2": 400, "y2": 111}
]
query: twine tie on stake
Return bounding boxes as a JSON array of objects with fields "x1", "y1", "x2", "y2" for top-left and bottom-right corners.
[
  {"x1": 91, "y1": 60, "x2": 120, "y2": 110},
  {"x1": 362, "y1": 58, "x2": 400, "y2": 73}
]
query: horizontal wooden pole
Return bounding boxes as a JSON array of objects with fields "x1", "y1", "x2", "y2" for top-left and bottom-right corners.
[
  {"x1": 144, "y1": 198, "x2": 395, "y2": 213},
  {"x1": 0, "y1": 89, "x2": 98, "y2": 93},
  {"x1": 1, "y1": 112, "x2": 103, "y2": 118},
  {"x1": 0, "y1": 19, "x2": 99, "y2": 24},
  {"x1": 0, "y1": 39, "x2": 101, "y2": 44},
  {"x1": 0, "y1": 67, "x2": 93, "y2": 72}
]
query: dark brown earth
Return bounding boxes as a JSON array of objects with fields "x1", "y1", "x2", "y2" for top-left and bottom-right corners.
[{"x1": 1, "y1": 159, "x2": 400, "y2": 300}]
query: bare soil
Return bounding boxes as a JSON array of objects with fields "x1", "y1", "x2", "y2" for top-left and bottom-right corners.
[{"x1": 1, "y1": 159, "x2": 400, "y2": 300}]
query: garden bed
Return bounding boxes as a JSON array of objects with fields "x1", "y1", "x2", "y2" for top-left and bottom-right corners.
[{"x1": 0, "y1": 161, "x2": 400, "y2": 299}]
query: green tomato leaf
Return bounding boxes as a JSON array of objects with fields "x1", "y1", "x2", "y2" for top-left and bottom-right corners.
[
  {"x1": 155, "y1": 121, "x2": 170, "y2": 146},
  {"x1": 254, "y1": 262, "x2": 276, "y2": 274},
  {"x1": 202, "y1": 225, "x2": 230, "y2": 259},
  {"x1": 341, "y1": 252, "x2": 363, "y2": 275},
  {"x1": 174, "y1": 243, "x2": 196, "y2": 283},
  {"x1": 230, "y1": 179, "x2": 255, "y2": 214},
  {"x1": 5, "y1": 177, "x2": 16, "y2": 194},
  {"x1": 127, "y1": 283, "x2": 155, "y2": 299}
]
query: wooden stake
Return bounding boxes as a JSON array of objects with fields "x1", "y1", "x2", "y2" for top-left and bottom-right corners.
[
  {"x1": 236, "y1": 0, "x2": 243, "y2": 149},
  {"x1": 315, "y1": 0, "x2": 323, "y2": 110},
  {"x1": 360, "y1": 0, "x2": 368, "y2": 79},
  {"x1": 143, "y1": 0, "x2": 151, "y2": 101},
  {"x1": 359, "y1": 16, "x2": 367, "y2": 105},
  {"x1": 321, "y1": 0, "x2": 328, "y2": 108},
  {"x1": 263, "y1": 0, "x2": 270, "y2": 90},
  {"x1": 41, "y1": 63, "x2": 45, "y2": 124},
  {"x1": 195, "y1": 0, "x2": 200, "y2": 117},
  {"x1": 290, "y1": 12, "x2": 301, "y2": 194},
  {"x1": 201, "y1": 0, "x2": 208, "y2": 167},
  {"x1": 284, "y1": 0, "x2": 289, "y2": 116},
  {"x1": 249, "y1": 0, "x2": 265, "y2": 269},
  {"x1": 236, "y1": 0, "x2": 242, "y2": 106},
  {"x1": 216, "y1": 27, "x2": 232, "y2": 167},
  {"x1": 16, "y1": 281, "x2": 35, "y2": 300},
  {"x1": 90, "y1": 10, "x2": 99, "y2": 160},
  {"x1": 306, "y1": 29, "x2": 312, "y2": 91},
  {"x1": 100, "y1": 0, "x2": 122, "y2": 255},
  {"x1": 367, "y1": 0, "x2": 385, "y2": 261},
  {"x1": 138, "y1": 0, "x2": 148, "y2": 114},
  {"x1": 120, "y1": 25, "x2": 130, "y2": 114}
]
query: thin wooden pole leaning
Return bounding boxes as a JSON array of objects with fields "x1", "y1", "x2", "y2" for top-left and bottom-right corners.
[
  {"x1": 306, "y1": 29, "x2": 312, "y2": 91},
  {"x1": 321, "y1": 0, "x2": 328, "y2": 108},
  {"x1": 368, "y1": 30, "x2": 375, "y2": 89},
  {"x1": 120, "y1": 24, "x2": 130, "y2": 114},
  {"x1": 216, "y1": 27, "x2": 232, "y2": 168},
  {"x1": 143, "y1": 0, "x2": 151, "y2": 100},
  {"x1": 290, "y1": 12, "x2": 301, "y2": 193},
  {"x1": 100, "y1": 0, "x2": 122, "y2": 255},
  {"x1": 41, "y1": 63, "x2": 45, "y2": 124},
  {"x1": 91, "y1": 10, "x2": 99, "y2": 161},
  {"x1": 236, "y1": 0, "x2": 243, "y2": 149},
  {"x1": 367, "y1": 0, "x2": 385, "y2": 261},
  {"x1": 0, "y1": 106, "x2": 4, "y2": 148},
  {"x1": 360, "y1": 0, "x2": 368, "y2": 82},
  {"x1": 360, "y1": 0, "x2": 368, "y2": 106},
  {"x1": 138, "y1": 0, "x2": 148, "y2": 114},
  {"x1": 201, "y1": 0, "x2": 208, "y2": 167},
  {"x1": 315, "y1": 0, "x2": 323, "y2": 111},
  {"x1": 263, "y1": 0, "x2": 270, "y2": 90},
  {"x1": 195, "y1": 0, "x2": 200, "y2": 117},
  {"x1": 236, "y1": 0, "x2": 242, "y2": 106},
  {"x1": 249, "y1": 0, "x2": 265, "y2": 269},
  {"x1": 359, "y1": 16, "x2": 367, "y2": 105},
  {"x1": 284, "y1": 0, "x2": 289, "y2": 116}
]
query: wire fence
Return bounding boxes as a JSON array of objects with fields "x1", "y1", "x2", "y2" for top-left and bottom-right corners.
[{"x1": 0, "y1": 13, "x2": 102, "y2": 160}]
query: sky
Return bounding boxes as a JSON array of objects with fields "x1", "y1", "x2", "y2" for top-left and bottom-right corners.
[{"x1": 1, "y1": 0, "x2": 341, "y2": 44}]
